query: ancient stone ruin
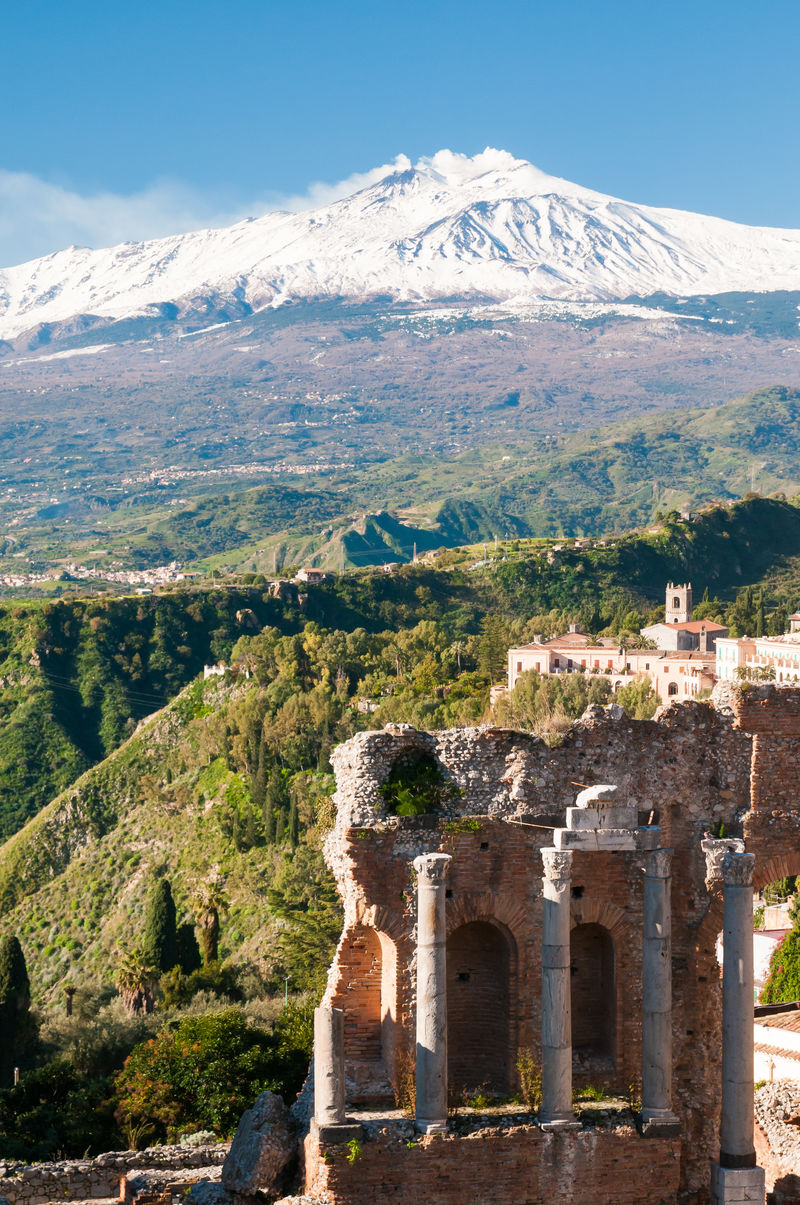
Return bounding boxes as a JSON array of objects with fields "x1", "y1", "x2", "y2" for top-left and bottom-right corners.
[{"x1": 300, "y1": 683, "x2": 800, "y2": 1205}]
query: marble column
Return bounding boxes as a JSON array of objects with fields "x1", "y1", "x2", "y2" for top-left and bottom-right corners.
[
  {"x1": 540, "y1": 847, "x2": 579, "y2": 1129},
  {"x1": 413, "y1": 852, "x2": 452, "y2": 1134},
  {"x1": 641, "y1": 847, "x2": 679, "y2": 1135},
  {"x1": 313, "y1": 1005, "x2": 362, "y2": 1141},
  {"x1": 314, "y1": 1005, "x2": 346, "y2": 1126},
  {"x1": 711, "y1": 850, "x2": 764, "y2": 1205}
]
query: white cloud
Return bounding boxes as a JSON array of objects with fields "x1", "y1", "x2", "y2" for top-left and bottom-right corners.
[{"x1": 0, "y1": 156, "x2": 412, "y2": 270}]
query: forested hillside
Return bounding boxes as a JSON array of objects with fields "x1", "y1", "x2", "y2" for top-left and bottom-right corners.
[{"x1": 1, "y1": 493, "x2": 800, "y2": 844}]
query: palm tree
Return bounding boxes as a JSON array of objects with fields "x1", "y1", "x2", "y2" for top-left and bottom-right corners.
[
  {"x1": 191, "y1": 871, "x2": 229, "y2": 965},
  {"x1": 115, "y1": 944, "x2": 157, "y2": 1014},
  {"x1": 450, "y1": 640, "x2": 466, "y2": 673}
]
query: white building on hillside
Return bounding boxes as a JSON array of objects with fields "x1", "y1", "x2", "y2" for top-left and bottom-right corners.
[{"x1": 716, "y1": 634, "x2": 800, "y2": 683}]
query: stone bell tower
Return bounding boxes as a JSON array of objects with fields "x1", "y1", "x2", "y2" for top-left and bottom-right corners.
[{"x1": 665, "y1": 582, "x2": 692, "y2": 624}]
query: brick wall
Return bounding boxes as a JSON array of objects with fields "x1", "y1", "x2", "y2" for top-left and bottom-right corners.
[
  {"x1": 304, "y1": 1125, "x2": 681, "y2": 1205},
  {"x1": 447, "y1": 919, "x2": 513, "y2": 1093}
]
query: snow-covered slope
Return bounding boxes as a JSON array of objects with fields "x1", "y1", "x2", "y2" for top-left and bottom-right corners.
[{"x1": 2, "y1": 148, "x2": 800, "y2": 341}]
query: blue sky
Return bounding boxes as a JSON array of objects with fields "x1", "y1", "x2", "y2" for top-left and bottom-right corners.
[{"x1": 1, "y1": 0, "x2": 799, "y2": 264}]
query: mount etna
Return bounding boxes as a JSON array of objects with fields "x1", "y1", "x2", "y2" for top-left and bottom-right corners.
[{"x1": 1, "y1": 149, "x2": 800, "y2": 578}]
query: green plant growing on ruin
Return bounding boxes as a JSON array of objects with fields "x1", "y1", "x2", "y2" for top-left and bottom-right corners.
[
  {"x1": 574, "y1": 1083, "x2": 608, "y2": 1102},
  {"x1": 379, "y1": 752, "x2": 459, "y2": 817},
  {"x1": 391, "y1": 1049, "x2": 416, "y2": 1116},
  {"x1": 516, "y1": 1048, "x2": 542, "y2": 1114},
  {"x1": 443, "y1": 817, "x2": 482, "y2": 835},
  {"x1": 345, "y1": 1136, "x2": 363, "y2": 1164},
  {"x1": 626, "y1": 1077, "x2": 642, "y2": 1113}
]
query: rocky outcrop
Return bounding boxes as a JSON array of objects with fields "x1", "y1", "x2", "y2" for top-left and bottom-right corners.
[{"x1": 221, "y1": 1091, "x2": 294, "y2": 1197}]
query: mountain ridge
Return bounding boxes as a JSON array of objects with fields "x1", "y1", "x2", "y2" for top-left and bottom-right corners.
[{"x1": 3, "y1": 148, "x2": 800, "y2": 341}]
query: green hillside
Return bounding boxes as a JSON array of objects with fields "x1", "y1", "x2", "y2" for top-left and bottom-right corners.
[
  {"x1": 2, "y1": 492, "x2": 800, "y2": 848},
  {"x1": 4, "y1": 385, "x2": 800, "y2": 577}
]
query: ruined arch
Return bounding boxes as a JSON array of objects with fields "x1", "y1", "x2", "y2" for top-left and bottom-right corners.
[
  {"x1": 446, "y1": 918, "x2": 517, "y2": 1095},
  {"x1": 754, "y1": 853, "x2": 800, "y2": 894},
  {"x1": 336, "y1": 924, "x2": 398, "y2": 1082}
]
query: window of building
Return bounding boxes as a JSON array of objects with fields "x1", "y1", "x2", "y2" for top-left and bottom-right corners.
[
  {"x1": 668, "y1": 683, "x2": 678, "y2": 696},
  {"x1": 517, "y1": 662, "x2": 522, "y2": 673}
]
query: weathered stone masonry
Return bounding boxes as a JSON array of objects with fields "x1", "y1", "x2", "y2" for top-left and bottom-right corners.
[{"x1": 306, "y1": 686, "x2": 800, "y2": 1204}]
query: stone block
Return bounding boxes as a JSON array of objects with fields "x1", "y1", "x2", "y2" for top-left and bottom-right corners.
[
  {"x1": 566, "y1": 805, "x2": 638, "y2": 830},
  {"x1": 575, "y1": 783, "x2": 619, "y2": 807},
  {"x1": 554, "y1": 826, "x2": 637, "y2": 851},
  {"x1": 565, "y1": 806, "x2": 600, "y2": 829},
  {"x1": 710, "y1": 1162, "x2": 765, "y2": 1203},
  {"x1": 313, "y1": 1120, "x2": 364, "y2": 1142},
  {"x1": 221, "y1": 1091, "x2": 293, "y2": 1197},
  {"x1": 636, "y1": 827, "x2": 662, "y2": 851}
]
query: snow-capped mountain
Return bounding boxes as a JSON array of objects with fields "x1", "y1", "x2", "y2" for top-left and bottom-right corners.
[{"x1": 2, "y1": 148, "x2": 800, "y2": 342}]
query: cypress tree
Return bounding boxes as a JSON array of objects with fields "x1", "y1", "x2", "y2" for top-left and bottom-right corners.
[
  {"x1": 143, "y1": 879, "x2": 178, "y2": 973},
  {"x1": 263, "y1": 796, "x2": 275, "y2": 844},
  {"x1": 244, "y1": 808, "x2": 258, "y2": 850},
  {"x1": 0, "y1": 935, "x2": 34, "y2": 1085},
  {"x1": 250, "y1": 739, "x2": 268, "y2": 812},
  {"x1": 287, "y1": 796, "x2": 299, "y2": 847},
  {"x1": 176, "y1": 922, "x2": 202, "y2": 975},
  {"x1": 275, "y1": 806, "x2": 286, "y2": 845},
  {"x1": 264, "y1": 769, "x2": 284, "y2": 844}
]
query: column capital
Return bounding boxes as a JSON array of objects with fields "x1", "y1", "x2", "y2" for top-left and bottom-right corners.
[
  {"x1": 644, "y1": 848, "x2": 674, "y2": 878},
  {"x1": 542, "y1": 847, "x2": 572, "y2": 889},
  {"x1": 721, "y1": 851, "x2": 755, "y2": 888},
  {"x1": 702, "y1": 837, "x2": 745, "y2": 882},
  {"x1": 413, "y1": 852, "x2": 452, "y2": 884}
]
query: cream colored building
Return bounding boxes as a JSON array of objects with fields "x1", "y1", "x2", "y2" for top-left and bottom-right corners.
[
  {"x1": 716, "y1": 634, "x2": 800, "y2": 683},
  {"x1": 507, "y1": 632, "x2": 715, "y2": 703}
]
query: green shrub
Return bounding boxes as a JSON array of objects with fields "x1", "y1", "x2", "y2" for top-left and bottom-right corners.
[
  {"x1": 0, "y1": 1060, "x2": 119, "y2": 1158},
  {"x1": 113, "y1": 1007, "x2": 311, "y2": 1141}
]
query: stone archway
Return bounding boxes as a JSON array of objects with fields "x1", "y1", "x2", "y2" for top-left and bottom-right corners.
[
  {"x1": 336, "y1": 923, "x2": 399, "y2": 1093},
  {"x1": 446, "y1": 920, "x2": 515, "y2": 1095}
]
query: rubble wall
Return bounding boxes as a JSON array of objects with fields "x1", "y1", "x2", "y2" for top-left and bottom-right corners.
[{"x1": 0, "y1": 1144, "x2": 228, "y2": 1205}]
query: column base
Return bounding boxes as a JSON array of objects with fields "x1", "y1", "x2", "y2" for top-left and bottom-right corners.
[
  {"x1": 639, "y1": 1109, "x2": 680, "y2": 1137},
  {"x1": 415, "y1": 1120, "x2": 447, "y2": 1135},
  {"x1": 540, "y1": 1116, "x2": 581, "y2": 1132},
  {"x1": 710, "y1": 1162, "x2": 765, "y2": 1204},
  {"x1": 312, "y1": 1120, "x2": 364, "y2": 1143}
]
